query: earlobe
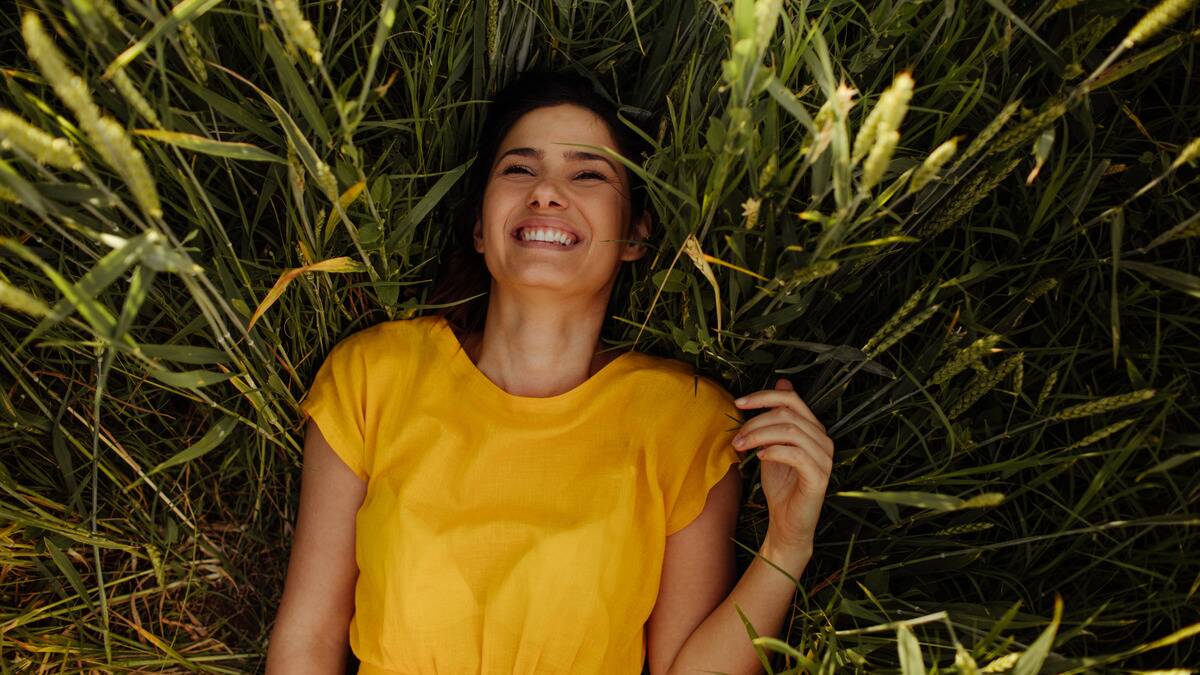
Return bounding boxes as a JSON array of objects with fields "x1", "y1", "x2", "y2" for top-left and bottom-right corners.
[
  {"x1": 624, "y1": 210, "x2": 652, "y2": 261},
  {"x1": 473, "y1": 216, "x2": 483, "y2": 253}
]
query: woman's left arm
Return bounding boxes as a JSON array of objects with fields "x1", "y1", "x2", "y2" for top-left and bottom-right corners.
[{"x1": 661, "y1": 377, "x2": 834, "y2": 675}]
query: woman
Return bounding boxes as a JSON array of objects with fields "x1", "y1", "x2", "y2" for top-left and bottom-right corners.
[{"x1": 267, "y1": 70, "x2": 834, "y2": 675}]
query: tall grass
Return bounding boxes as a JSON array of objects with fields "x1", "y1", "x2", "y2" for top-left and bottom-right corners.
[{"x1": 1, "y1": 0, "x2": 1197, "y2": 672}]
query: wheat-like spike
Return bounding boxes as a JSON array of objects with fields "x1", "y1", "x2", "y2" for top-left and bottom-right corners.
[
  {"x1": 1053, "y1": 389, "x2": 1156, "y2": 421},
  {"x1": 949, "y1": 98, "x2": 1022, "y2": 175},
  {"x1": 145, "y1": 543, "x2": 165, "y2": 587},
  {"x1": 947, "y1": 352, "x2": 1023, "y2": 420},
  {"x1": 851, "y1": 72, "x2": 913, "y2": 165},
  {"x1": 0, "y1": 279, "x2": 52, "y2": 317},
  {"x1": 272, "y1": 0, "x2": 323, "y2": 65},
  {"x1": 981, "y1": 652, "x2": 1021, "y2": 673},
  {"x1": 179, "y1": 22, "x2": 208, "y2": 83},
  {"x1": 0, "y1": 109, "x2": 82, "y2": 170},
  {"x1": 1062, "y1": 418, "x2": 1137, "y2": 453},
  {"x1": 784, "y1": 260, "x2": 839, "y2": 291},
  {"x1": 1124, "y1": 0, "x2": 1197, "y2": 47},
  {"x1": 110, "y1": 69, "x2": 160, "y2": 127},
  {"x1": 758, "y1": 153, "x2": 778, "y2": 190},
  {"x1": 908, "y1": 137, "x2": 958, "y2": 194},
  {"x1": 1012, "y1": 357, "x2": 1024, "y2": 394},
  {"x1": 859, "y1": 129, "x2": 899, "y2": 193},
  {"x1": 741, "y1": 197, "x2": 761, "y2": 229},
  {"x1": 989, "y1": 101, "x2": 1068, "y2": 155},
  {"x1": 1035, "y1": 369, "x2": 1059, "y2": 413},
  {"x1": 91, "y1": 116, "x2": 162, "y2": 218},
  {"x1": 866, "y1": 303, "x2": 941, "y2": 359},
  {"x1": 1169, "y1": 137, "x2": 1200, "y2": 170},
  {"x1": 936, "y1": 522, "x2": 994, "y2": 536},
  {"x1": 754, "y1": 0, "x2": 783, "y2": 51},
  {"x1": 22, "y1": 13, "x2": 102, "y2": 128},
  {"x1": 877, "y1": 72, "x2": 914, "y2": 136},
  {"x1": 1053, "y1": 0, "x2": 1087, "y2": 10},
  {"x1": 851, "y1": 100, "x2": 883, "y2": 165},
  {"x1": 962, "y1": 493, "x2": 1006, "y2": 508},
  {"x1": 313, "y1": 159, "x2": 339, "y2": 202},
  {"x1": 487, "y1": 0, "x2": 500, "y2": 63},
  {"x1": 930, "y1": 334, "x2": 1004, "y2": 386},
  {"x1": 919, "y1": 157, "x2": 1021, "y2": 237},
  {"x1": 862, "y1": 281, "x2": 931, "y2": 353}
]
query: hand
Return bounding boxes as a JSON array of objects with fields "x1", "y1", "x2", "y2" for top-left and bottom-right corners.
[{"x1": 731, "y1": 378, "x2": 834, "y2": 560}]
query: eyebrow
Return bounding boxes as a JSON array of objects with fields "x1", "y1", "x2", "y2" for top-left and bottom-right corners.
[{"x1": 495, "y1": 147, "x2": 620, "y2": 175}]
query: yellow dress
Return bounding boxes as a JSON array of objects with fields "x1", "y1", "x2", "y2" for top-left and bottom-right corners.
[{"x1": 297, "y1": 314, "x2": 743, "y2": 674}]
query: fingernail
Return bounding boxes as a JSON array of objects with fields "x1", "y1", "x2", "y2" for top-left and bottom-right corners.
[{"x1": 734, "y1": 397, "x2": 747, "y2": 405}]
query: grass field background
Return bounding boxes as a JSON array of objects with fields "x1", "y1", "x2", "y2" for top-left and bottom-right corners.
[{"x1": 0, "y1": 0, "x2": 1198, "y2": 672}]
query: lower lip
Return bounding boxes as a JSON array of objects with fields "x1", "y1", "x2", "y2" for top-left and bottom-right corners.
[{"x1": 512, "y1": 233, "x2": 582, "y2": 250}]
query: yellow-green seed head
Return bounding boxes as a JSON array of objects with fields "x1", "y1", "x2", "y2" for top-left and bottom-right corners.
[
  {"x1": 860, "y1": 129, "x2": 899, "y2": 193},
  {"x1": 1124, "y1": 0, "x2": 1197, "y2": 47},
  {"x1": 22, "y1": 13, "x2": 102, "y2": 128},
  {"x1": 0, "y1": 110, "x2": 83, "y2": 170},
  {"x1": 909, "y1": 137, "x2": 958, "y2": 193},
  {"x1": 272, "y1": 0, "x2": 323, "y2": 65},
  {"x1": 110, "y1": 69, "x2": 160, "y2": 127},
  {"x1": 741, "y1": 197, "x2": 761, "y2": 229}
]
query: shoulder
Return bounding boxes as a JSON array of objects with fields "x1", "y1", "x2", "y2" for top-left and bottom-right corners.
[
  {"x1": 319, "y1": 314, "x2": 446, "y2": 369},
  {"x1": 330, "y1": 314, "x2": 442, "y2": 357},
  {"x1": 621, "y1": 352, "x2": 739, "y2": 412}
]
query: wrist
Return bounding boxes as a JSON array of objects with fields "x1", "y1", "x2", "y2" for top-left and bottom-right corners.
[{"x1": 760, "y1": 532, "x2": 812, "y2": 574}]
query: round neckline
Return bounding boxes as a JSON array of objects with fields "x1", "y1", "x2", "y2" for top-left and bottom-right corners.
[{"x1": 429, "y1": 314, "x2": 638, "y2": 411}]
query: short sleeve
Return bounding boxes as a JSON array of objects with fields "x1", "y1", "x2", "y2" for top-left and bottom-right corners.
[
  {"x1": 298, "y1": 335, "x2": 369, "y2": 481},
  {"x1": 662, "y1": 379, "x2": 745, "y2": 535}
]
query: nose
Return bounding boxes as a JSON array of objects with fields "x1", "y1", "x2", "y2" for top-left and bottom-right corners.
[{"x1": 527, "y1": 175, "x2": 568, "y2": 210}]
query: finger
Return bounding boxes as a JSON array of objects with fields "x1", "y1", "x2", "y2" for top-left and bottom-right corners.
[
  {"x1": 760, "y1": 444, "x2": 833, "y2": 483},
  {"x1": 759, "y1": 444, "x2": 830, "y2": 489},
  {"x1": 736, "y1": 389, "x2": 826, "y2": 434},
  {"x1": 734, "y1": 421, "x2": 827, "y2": 455},
  {"x1": 741, "y1": 411, "x2": 833, "y2": 457}
]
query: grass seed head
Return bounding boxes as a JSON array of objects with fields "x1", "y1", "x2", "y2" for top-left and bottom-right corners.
[
  {"x1": 930, "y1": 334, "x2": 1004, "y2": 386},
  {"x1": 1124, "y1": 0, "x2": 1198, "y2": 47},
  {"x1": 947, "y1": 352, "x2": 1024, "y2": 420},
  {"x1": 272, "y1": 0, "x2": 323, "y2": 65},
  {"x1": 22, "y1": 13, "x2": 102, "y2": 128},
  {"x1": 0, "y1": 110, "x2": 83, "y2": 170},
  {"x1": 859, "y1": 129, "x2": 899, "y2": 193},
  {"x1": 909, "y1": 137, "x2": 958, "y2": 193},
  {"x1": 1053, "y1": 389, "x2": 1156, "y2": 420},
  {"x1": 110, "y1": 69, "x2": 160, "y2": 127},
  {"x1": 91, "y1": 116, "x2": 162, "y2": 218}
]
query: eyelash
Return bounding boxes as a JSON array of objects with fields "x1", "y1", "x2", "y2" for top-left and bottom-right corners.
[{"x1": 501, "y1": 165, "x2": 607, "y2": 181}]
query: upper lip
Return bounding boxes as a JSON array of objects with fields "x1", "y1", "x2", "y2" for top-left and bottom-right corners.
[{"x1": 511, "y1": 217, "x2": 584, "y2": 244}]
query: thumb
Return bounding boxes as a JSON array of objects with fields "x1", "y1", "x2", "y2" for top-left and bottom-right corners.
[{"x1": 776, "y1": 377, "x2": 794, "y2": 391}]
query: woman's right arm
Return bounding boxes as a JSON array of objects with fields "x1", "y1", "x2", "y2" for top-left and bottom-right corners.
[{"x1": 265, "y1": 419, "x2": 367, "y2": 674}]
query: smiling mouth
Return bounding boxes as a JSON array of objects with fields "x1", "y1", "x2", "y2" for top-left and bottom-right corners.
[{"x1": 512, "y1": 227, "x2": 581, "y2": 248}]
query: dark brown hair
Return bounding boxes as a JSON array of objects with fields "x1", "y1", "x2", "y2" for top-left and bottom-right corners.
[{"x1": 425, "y1": 69, "x2": 655, "y2": 338}]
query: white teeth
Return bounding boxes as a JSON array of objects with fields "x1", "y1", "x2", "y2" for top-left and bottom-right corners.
[{"x1": 518, "y1": 227, "x2": 576, "y2": 246}]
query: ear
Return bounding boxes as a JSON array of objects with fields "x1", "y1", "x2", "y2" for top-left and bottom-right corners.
[
  {"x1": 472, "y1": 215, "x2": 484, "y2": 254},
  {"x1": 621, "y1": 210, "x2": 651, "y2": 262}
]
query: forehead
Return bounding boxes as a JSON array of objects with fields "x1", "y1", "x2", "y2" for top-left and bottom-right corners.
[{"x1": 497, "y1": 104, "x2": 618, "y2": 152}]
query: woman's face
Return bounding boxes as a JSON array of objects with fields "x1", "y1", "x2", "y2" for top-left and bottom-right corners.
[{"x1": 473, "y1": 103, "x2": 648, "y2": 302}]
